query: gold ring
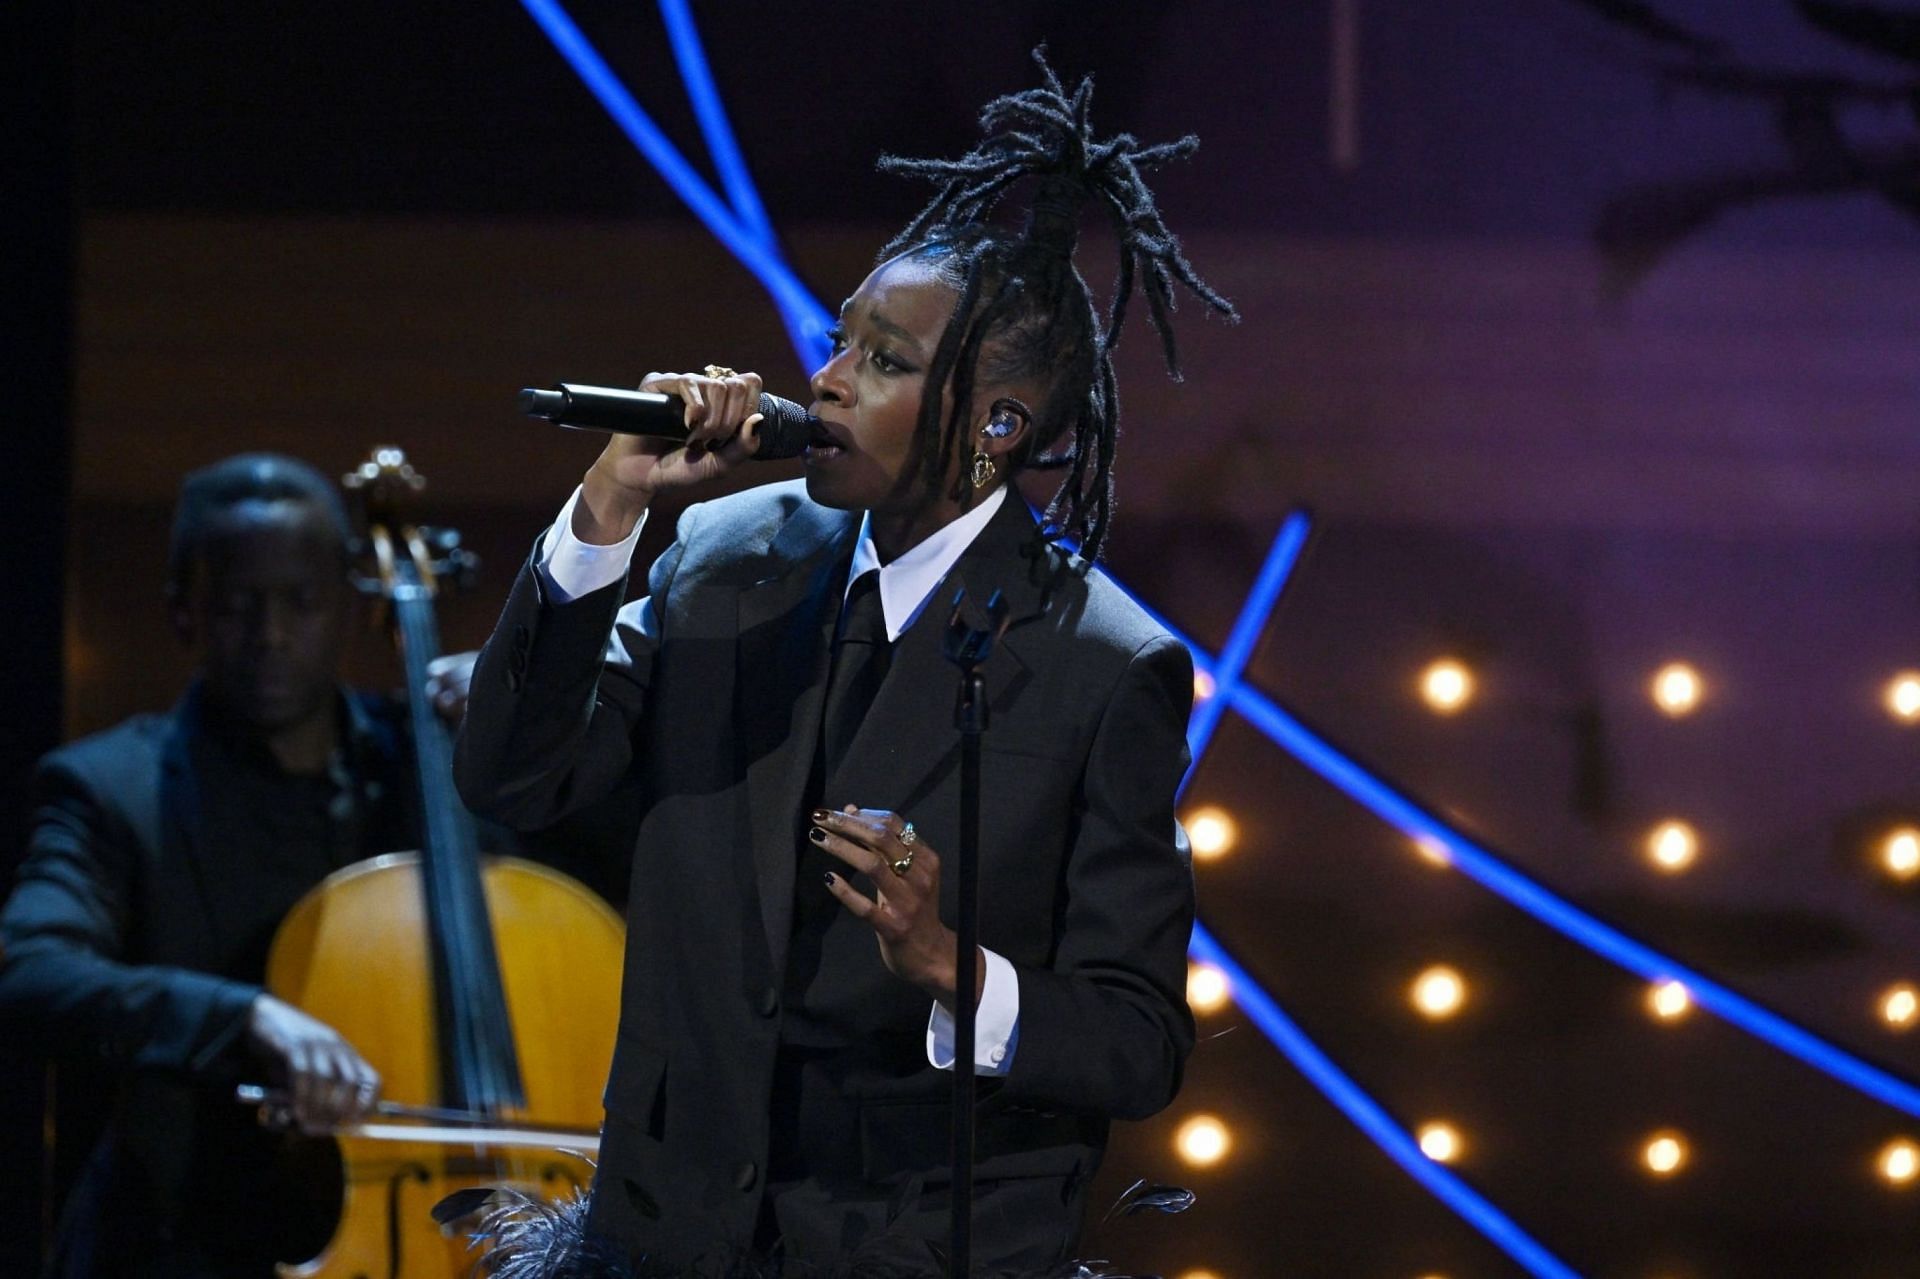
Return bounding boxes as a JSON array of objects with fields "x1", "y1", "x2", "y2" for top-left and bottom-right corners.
[
  {"x1": 703, "y1": 364, "x2": 738, "y2": 379},
  {"x1": 890, "y1": 850, "x2": 916, "y2": 877},
  {"x1": 898, "y1": 821, "x2": 917, "y2": 847}
]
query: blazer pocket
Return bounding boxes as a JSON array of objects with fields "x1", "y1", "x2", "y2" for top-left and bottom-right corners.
[{"x1": 602, "y1": 1035, "x2": 668, "y2": 1143}]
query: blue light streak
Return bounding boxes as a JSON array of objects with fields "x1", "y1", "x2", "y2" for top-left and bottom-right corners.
[
  {"x1": 656, "y1": 0, "x2": 772, "y2": 245},
  {"x1": 656, "y1": 0, "x2": 829, "y2": 369},
  {"x1": 516, "y1": 0, "x2": 830, "y2": 370},
  {"x1": 1182, "y1": 511, "x2": 1310, "y2": 787},
  {"x1": 1189, "y1": 923, "x2": 1581, "y2": 1279}
]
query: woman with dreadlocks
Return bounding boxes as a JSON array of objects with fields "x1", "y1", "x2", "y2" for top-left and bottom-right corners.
[{"x1": 456, "y1": 52, "x2": 1236, "y2": 1276}]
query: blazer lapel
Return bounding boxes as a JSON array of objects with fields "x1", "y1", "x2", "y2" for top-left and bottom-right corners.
[
  {"x1": 735, "y1": 503, "x2": 859, "y2": 972},
  {"x1": 822, "y1": 494, "x2": 1056, "y2": 817}
]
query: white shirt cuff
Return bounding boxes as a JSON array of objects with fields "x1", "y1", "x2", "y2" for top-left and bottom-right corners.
[
  {"x1": 927, "y1": 948, "x2": 1019, "y2": 1075},
  {"x1": 536, "y1": 486, "x2": 646, "y2": 603}
]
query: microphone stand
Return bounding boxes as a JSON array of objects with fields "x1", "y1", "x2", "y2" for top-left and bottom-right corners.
[{"x1": 940, "y1": 588, "x2": 1010, "y2": 1279}]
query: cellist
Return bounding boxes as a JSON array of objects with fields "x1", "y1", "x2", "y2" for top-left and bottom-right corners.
[{"x1": 0, "y1": 454, "x2": 465, "y2": 1278}]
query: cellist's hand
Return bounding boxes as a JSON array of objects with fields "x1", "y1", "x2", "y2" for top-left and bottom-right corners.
[
  {"x1": 425, "y1": 651, "x2": 477, "y2": 725},
  {"x1": 246, "y1": 994, "x2": 382, "y2": 1135}
]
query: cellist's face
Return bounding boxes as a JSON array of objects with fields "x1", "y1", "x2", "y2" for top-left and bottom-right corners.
[{"x1": 183, "y1": 500, "x2": 351, "y2": 732}]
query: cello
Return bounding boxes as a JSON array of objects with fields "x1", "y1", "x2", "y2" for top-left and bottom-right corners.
[{"x1": 256, "y1": 447, "x2": 626, "y2": 1278}]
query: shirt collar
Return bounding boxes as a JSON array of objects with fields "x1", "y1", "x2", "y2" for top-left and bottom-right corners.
[{"x1": 847, "y1": 485, "x2": 1009, "y2": 641}]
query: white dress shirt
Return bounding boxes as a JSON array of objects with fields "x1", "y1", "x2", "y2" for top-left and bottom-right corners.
[{"x1": 536, "y1": 484, "x2": 1020, "y2": 1075}]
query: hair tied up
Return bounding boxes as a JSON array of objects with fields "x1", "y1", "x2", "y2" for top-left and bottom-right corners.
[
  {"x1": 1026, "y1": 175, "x2": 1088, "y2": 258},
  {"x1": 873, "y1": 46, "x2": 1237, "y2": 560}
]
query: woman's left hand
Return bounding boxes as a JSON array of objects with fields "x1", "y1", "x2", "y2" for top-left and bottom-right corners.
[{"x1": 812, "y1": 805, "x2": 981, "y2": 1009}]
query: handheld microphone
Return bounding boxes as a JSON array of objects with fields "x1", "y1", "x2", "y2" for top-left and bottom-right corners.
[{"x1": 519, "y1": 382, "x2": 822, "y2": 461}]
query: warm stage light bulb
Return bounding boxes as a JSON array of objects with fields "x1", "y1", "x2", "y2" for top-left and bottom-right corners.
[
  {"x1": 1881, "y1": 829, "x2": 1920, "y2": 881},
  {"x1": 1411, "y1": 835, "x2": 1453, "y2": 868},
  {"x1": 1881, "y1": 984, "x2": 1919, "y2": 1030},
  {"x1": 1187, "y1": 963, "x2": 1232, "y2": 1014},
  {"x1": 1879, "y1": 1139, "x2": 1920, "y2": 1184},
  {"x1": 1411, "y1": 965, "x2": 1467, "y2": 1019},
  {"x1": 1175, "y1": 1271, "x2": 1223, "y2": 1279},
  {"x1": 1886, "y1": 674, "x2": 1920, "y2": 723},
  {"x1": 1417, "y1": 1121, "x2": 1463, "y2": 1163},
  {"x1": 1643, "y1": 1131, "x2": 1688, "y2": 1176},
  {"x1": 1648, "y1": 979, "x2": 1691, "y2": 1021},
  {"x1": 1185, "y1": 806, "x2": 1238, "y2": 861},
  {"x1": 1174, "y1": 1114, "x2": 1231, "y2": 1168},
  {"x1": 1651, "y1": 663, "x2": 1703, "y2": 716},
  {"x1": 1193, "y1": 670, "x2": 1217, "y2": 702},
  {"x1": 1646, "y1": 821, "x2": 1699, "y2": 872},
  {"x1": 1420, "y1": 660, "x2": 1474, "y2": 714}
]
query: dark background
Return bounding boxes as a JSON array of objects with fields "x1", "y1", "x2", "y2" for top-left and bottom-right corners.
[{"x1": 10, "y1": 1, "x2": 1920, "y2": 1274}]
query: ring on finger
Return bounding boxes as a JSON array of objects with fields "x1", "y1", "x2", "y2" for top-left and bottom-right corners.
[
  {"x1": 890, "y1": 848, "x2": 916, "y2": 877},
  {"x1": 703, "y1": 364, "x2": 737, "y2": 379},
  {"x1": 898, "y1": 821, "x2": 917, "y2": 847}
]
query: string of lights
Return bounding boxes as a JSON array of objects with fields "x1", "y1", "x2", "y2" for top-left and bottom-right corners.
[
  {"x1": 1201, "y1": 643, "x2": 1920, "y2": 1119},
  {"x1": 1187, "y1": 923, "x2": 1580, "y2": 1279}
]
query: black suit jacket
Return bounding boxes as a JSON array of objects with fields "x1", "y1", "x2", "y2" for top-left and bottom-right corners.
[{"x1": 455, "y1": 480, "x2": 1196, "y2": 1270}]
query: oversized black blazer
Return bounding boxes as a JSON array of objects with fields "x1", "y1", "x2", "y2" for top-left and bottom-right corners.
[{"x1": 454, "y1": 479, "x2": 1197, "y2": 1266}]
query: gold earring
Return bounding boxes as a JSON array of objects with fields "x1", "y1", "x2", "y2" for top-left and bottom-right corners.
[{"x1": 970, "y1": 448, "x2": 995, "y2": 489}]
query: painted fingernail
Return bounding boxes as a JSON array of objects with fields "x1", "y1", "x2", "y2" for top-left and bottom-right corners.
[
  {"x1": 808, "y1": 827, "x2": 827, "y2": 844},
  {"x1": 823, "y1": 872, "x2": 836, "y2": 887},
  {"x1": 810, "y1": 809, "x2": 830, "y2": 823}
]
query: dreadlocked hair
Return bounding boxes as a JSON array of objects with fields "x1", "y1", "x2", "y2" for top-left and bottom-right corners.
[{"x1": 874, "y1": 47, "x2": 1236, "y2": 560}]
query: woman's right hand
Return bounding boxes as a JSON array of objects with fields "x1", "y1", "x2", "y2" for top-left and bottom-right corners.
[{"x1": 575, "y1": 369, "x2": 764, "y2": 545}]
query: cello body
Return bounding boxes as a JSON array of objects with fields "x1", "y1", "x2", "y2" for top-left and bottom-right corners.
[{"x1": 265, "y1": 854, "x2": 623, "y2": 1278}]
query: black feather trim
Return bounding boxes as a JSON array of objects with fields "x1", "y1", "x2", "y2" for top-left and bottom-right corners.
[
  {"x1": 453, "y1": 1183, "x2": 1190, "y2": 1279},
  {"x1": 1101, "y1": 1179, "x2": 1197, "y2": 1223}
]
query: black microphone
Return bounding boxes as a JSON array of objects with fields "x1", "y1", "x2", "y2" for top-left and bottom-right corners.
[{"x1": 519, "y1": 382, "x2": 822, "y2": 460}]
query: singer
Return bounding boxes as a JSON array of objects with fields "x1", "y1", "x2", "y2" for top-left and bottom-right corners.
[{"x1": 455, "y1": 52, "x2": 1236, "y2": 1276}]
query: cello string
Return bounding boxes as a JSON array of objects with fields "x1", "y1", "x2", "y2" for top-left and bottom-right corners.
[{"x1": 398, "y1": 572, "x2": 526, "y2": 1112}]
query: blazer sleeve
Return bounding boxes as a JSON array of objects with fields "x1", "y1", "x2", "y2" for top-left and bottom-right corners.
[
  {"x1": 1000, "y1": 633, "x2": 1199, "y2": 1120},
  {"x1": 454, "y1": 501, "x2": 701, "y2": 830},
  {"x1": 0, "y1": 755, "x2": 259, "y2": 1076}
]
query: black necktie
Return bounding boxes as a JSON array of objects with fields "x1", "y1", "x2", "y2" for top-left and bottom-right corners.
[{"x1": 821, "y1": 569, "x2": 890, "y2": 778}]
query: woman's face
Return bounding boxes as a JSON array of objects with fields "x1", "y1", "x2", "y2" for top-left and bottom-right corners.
[{"x1": 804, "y1": 254, "x2": 966, "y2": 522}]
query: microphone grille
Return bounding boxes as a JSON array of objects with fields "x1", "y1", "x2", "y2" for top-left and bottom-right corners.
[{"x1": 754, "y1": 394, "x2": 822, "y2": 461}]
